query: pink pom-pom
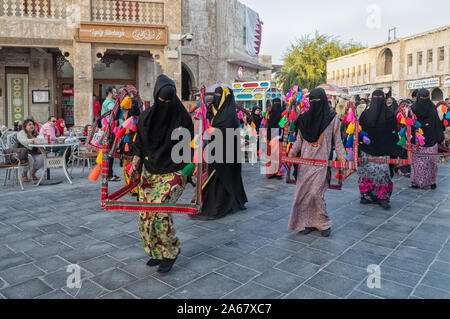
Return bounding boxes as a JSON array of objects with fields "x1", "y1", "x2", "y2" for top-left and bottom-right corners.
[
  {"x1": 196, "y1": 109, "x2": 202, "y2": 119},
  {"x1": 406, "y1": 118, "x2": 414, "y2": 126},
  {"x1": 238, "y1": 112, "x2": 243, "y2": 119},
  {"x1": 113, "y1": 127, "x2": 119, "y2": 134},
  {"x1": 261, "y1": 119, "x2": 266, "y2": 126},
  {"x1": 122, "y1": 117, "x2": 134, "y2": 130},
  {"x1": 289, "y1": 111, "x2": 296, "y2": 121},
  {"x1": 126, "y1": 162, "x2": 133, "y2": 173}
]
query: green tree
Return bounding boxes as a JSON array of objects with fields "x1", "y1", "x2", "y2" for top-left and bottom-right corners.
[{"x1": 277, "y1": 32, "x2": 366, "y2": 93}]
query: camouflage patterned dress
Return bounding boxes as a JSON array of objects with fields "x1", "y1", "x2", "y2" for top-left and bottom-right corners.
[{"x1": 133, "y1": 156, "x2": 187, "y2": 260}]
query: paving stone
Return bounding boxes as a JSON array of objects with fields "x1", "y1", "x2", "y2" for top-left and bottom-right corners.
[
  {"x1": 351, "y1": 242, "x2": 393, "y2": 258},
  {"x1": 152, "y1": 265, "x2": 200, "y2": 288},
  {"x1": 60, "y1": 242, "x2": 116, "y2": 264},
  {"x1": 421, "y1": 271, "x2": 450, "y2": 292},
  {"x1": 429, "y1": 260, "x2": 450, "y2": 276},
  {"x1": 24, "y1": 243, "x2": 73, "y2": 261},
  {"x1": 324, "y1": 261, "x2": 368, "y2": 282},
  {"x1": 251, "y1": 245, "x2": 293, "y2": 262},
  {"x1": 215, "y1": 263, "x2": 260, "y2": 283},
  {"x1": 382, "y1": 256, "x2": 429, "y2": 275},
  {"x1": 379, "y1": 265, "x2": 422, "y2": 288},
  {"x1": 222, "y1": 282, "x2": 283, "y2": 299},
  {"x1": 6, "y1": 239, "x2": 42, "y2": 253},
  {"x1": 180, "y1": 241, "x2": 213, "y2": 258},
  {"x1": 337, "y1": 249, "x2": 384, "y2": 269},
  {"x1": 305, "y1": 271, "x2": 359, "y2": 298},
  {"x1": 270, "y1": 239, "x2": 307, "y2": 252},
  {"x1": 0, "y1": 263, "x2": 46, "y2": 286},
  {"x1": 284, "y1": 285, "x2": 336, "y2": 299},
  {"x1": 119, "y1": 260, "x2": 158, "y2": 279},
  {"x1": 34, "y1": 256, "x2": 70, "y2": 273},
  {"x1": 0, "y1": 253, "x2": 34, "y2": 272},
  {"x1": 37, "y1": 289, "x2": 74, "y2": 299},
  {"x1": 100, "y1": 289, "x2": 138, "y2": 299},
  {"x1": 413, "y1": 285, "x2": 450, "y2": 299},
  {"x1": 362, "y1": 236, "x2": 399, "y2": 250},
  {"x1": 347, "y1": 290, "x2": 382, "y2": 299},
  {"x1": 234, "y1": 254, "x2": 277, "y2": 273},
  {"x1": 253, "y1": 268, "x2": 305, "y2": 293},
  {"x1": 275, "y1": 257, "x2": 320, "y2": 279},
  {"x1": 43, "y1": 268, "x2": 92, "y2": 290},
  {"x1": 63, "y1": 279, "x2": 106, "y2": 299},
  {"x1": 170, "y1": 273, "x2": 241, "y2": 299},
  {"x1": 80, "y1": 255, "x2": 125, "y2": 275},
  {"x1": 391, "y1": 246, "x2": 436, "y2": 264},
  {"x1": 204, "y1": 246, "x2": 246, "y2": 263},
  {"x1": 295, "y1": 247, "x2": 337, "y2": 266},
  {"x1": 358, "y1": 279, "x2": 412, "y2": 299},
  {"x1": 437, "y1": 249, "x2": 450, "y2": 263},
  {"x1": 0, "y1": 279, "x2": 52, "y2": 299},
  {"x1": 92, "y1": 269, "x2": 138, "y2": 291},
  {"x1": 176, "y1": 253, "x2": 227, "y2": 275},
  {"x1": 38, "y1": 223, "x2": 69, "y2": 234}
]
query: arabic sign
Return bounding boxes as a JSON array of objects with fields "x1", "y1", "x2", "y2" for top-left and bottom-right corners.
[
  {"x1": 407, "y1": 77, "x2": 440, "y2": 90},
  {"x1": 348, "y1": 85, "x2": 372, "y2": 96},
  {"x1": 76, "y1": 23, "x2": 167, "y2": 45}
]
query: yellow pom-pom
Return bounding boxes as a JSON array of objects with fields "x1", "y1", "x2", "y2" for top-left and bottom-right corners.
[
  {"x1": 190, "y1": 135, "x2": 198, "y2": 149},
  {"x1": 418, "y1": 128, "x2": 424, "y2": 135},
  {"x1": 96, "y1": 150, "x2": 103, "y2": 165},
  {"x1": 133, "y1": 134, "x2": 136, "y2": 142},
  {"x1": 400, "y1": 117, "x2": 406, "y2": 125},
  {"x1": 120, "y1": 96, "x2": 132, "y2": 109},
  {"x1": 346, "y1": 122, "x2": 355, "y2": 135}
]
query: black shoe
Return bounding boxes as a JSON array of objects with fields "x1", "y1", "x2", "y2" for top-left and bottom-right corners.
[
  {"x1": 146, "y1": 259, "x2": 162, "y2": 267},
  {"x1": 378, "y1": 199, "x2": 391, "y2": 210},
  {"x1": 411, "y1": 185, "x2": 419, "y2": 189},
  {"x1": 157, "y1": 257, "x2": 178, "y2": 273},
  {"x1": 321, "y1": 228, "x2": 331, "y2": 237},
  {"x1": 239, "y1": 206, "x2": 247, "y2": 211},
  {"x1": 431, "y1": 184, "x2": 437, "y2": 190},
  {"x1": 299, "y1": 227, "x2": 316, "y2": 235}
]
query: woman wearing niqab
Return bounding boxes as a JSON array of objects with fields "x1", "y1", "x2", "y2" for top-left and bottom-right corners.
[
  {"x1": 410, "y1": 89, "x2": 445, "y2": 189},
  {"x1": 193, "y1": 86, "x2": 248, "y2": 220},
  {"x1": 265, "y1": 98, "x2": 285, "y2": 179},
  {"x1": 287, "y1": 88, "x2": 346, "y2": 237},
  {"x1": 357, "y1": 90, "x2": 402, "y2": 210},
  {"x1": 130, "y1": 75, "x2": 194, "y2": 273}
]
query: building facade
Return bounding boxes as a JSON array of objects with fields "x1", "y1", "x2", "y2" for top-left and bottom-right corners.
[
  {"x1": 180, "y1": 0, "x2": 272, "y2": 100},
  {"x1": 0, "y1": 0, "x2": 272, "y2": 127},
  {"x1": 327, "y1": 26, "x2": 450, "y2": 101}
]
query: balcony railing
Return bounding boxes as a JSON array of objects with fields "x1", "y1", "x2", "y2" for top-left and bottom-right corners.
[
  {"x1": 0, "y1": 0, "x2": 69, "y2": 19},
  {"x1": 91, "y1": 0, "x2": 164, "y2": 25}
]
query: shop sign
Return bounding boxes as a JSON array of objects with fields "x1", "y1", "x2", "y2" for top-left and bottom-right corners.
[
  {"x1": 62, "y1": 89, "x2": 74, "y2": 95},
  {"x1": 407, "y1": 77, "x2": 440, "y2": 90},
  {"x1": 76, "y1": 22, "x2": 168, "y2": 45},
  {"x1": 348, "y1": 85, "x2": 372, "y2": 96},
  {"x1": 444, "y1": 76, "x2": 450, "y2": 88}
]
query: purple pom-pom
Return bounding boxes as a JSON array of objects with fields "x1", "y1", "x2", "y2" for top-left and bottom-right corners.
[
  {"x1": 347, "y1": 149, "x2": 354, "y2": 161},
  {"x1": 363, "y1": 136, "x2": 371, "y2": 145},
  {"x1": 280, "y1": 165, "x2": 287, "y2": 174}
]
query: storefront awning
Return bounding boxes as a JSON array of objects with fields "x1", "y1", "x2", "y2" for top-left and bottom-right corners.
[{"x1": 227, "y1": 59, "x2": 272, "y2": 71}]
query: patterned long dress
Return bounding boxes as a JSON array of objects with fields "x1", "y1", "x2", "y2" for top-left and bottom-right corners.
[
  {"x1": 288, "y1": 117, "x2": 346, "y2": 232},
  {"x1": 133, "y1": 156, "x2": 187, "y2": 260},
  {"x1": 357, "y1": 152, "x2": 393, "y2": 200},
  {"x1": 410, "y1": 144, "x2": 439, "y2": 189}
]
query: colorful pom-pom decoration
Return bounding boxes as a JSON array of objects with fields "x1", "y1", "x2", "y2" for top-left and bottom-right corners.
[
  {"x1": 346, "y1": 122, "x2": 355, "y2": 135},
  {"x1": 182, "y1": 163, "x2": 196, "y2": 177},
  {"x1": 397, "y1": 136, "x2": 407, "y2": 147},
  {"x1": 363, "y1": 136, "x2": 371, "y2": 145},
  {"x1": 346, "y1": 135, "x2": 354, "y2": 148},
  {"x1": 347, "y1": 149, "x2": 354, "y2": 161},
  {"x1": 399, "y1": 127, "x2": 407, "y2": 137},
  {"x1": 124, "y1": 143, "x2": 129, "y2": 152}
]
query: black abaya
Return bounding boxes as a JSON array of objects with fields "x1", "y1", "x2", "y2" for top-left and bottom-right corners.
[{"x1": 199, "y1": 86, "x2": 248, "y2": 219}]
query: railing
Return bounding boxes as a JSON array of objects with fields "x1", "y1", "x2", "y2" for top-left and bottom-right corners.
[
  {"x1": 0, "y1": 0, "x2": 69, "y2": 19},
  {"x1": 91, "y1": 0, "x2": 164, "y2": 25}
]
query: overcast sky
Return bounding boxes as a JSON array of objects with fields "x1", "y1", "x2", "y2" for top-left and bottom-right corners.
[{"x1": 239, "y1": 0, "x2": 450, "y2": 64}]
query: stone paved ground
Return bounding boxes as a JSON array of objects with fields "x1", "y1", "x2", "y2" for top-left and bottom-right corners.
[{"x1": 0, "y1": 162, "x2": 449, "y2": 299}]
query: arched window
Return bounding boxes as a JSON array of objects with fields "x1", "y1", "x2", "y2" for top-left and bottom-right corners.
[
  {"x1": 377, "y1": 48, "x2": 393, "y2": 76},
  {"x1": 431, "y1": 88, "x2": 444, "y2": 102}
]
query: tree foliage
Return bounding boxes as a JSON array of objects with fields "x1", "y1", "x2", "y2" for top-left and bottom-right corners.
[{"x1": 276, "y1": 32, "x2": 366, "y2": 93}]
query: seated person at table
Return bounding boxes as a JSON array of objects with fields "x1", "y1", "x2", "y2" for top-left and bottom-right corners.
[
  {"x1": 26, "y1": 115, "x2": 40, "y2": 132},
  {"x1": 56, "y1": 119, "x2": 69, "y2": 137},
  {"x1": 39, "y1": 116, "x2": 66, "y2": 156},
  {"x1": 17, "y1": 119, "x2": 44, "y2": 183}
]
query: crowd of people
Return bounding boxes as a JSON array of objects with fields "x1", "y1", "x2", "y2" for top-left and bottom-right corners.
[{"x1": 117, "y1": 74, "x2": 449, "y2": 273}]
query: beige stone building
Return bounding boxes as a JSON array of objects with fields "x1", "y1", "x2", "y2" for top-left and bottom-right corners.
[
  {"x1": 0, "y1": 0, "x2": 272, "y2": 127},
  {"x1": 327, "y1": 25, "x2": 450, "y2": 102}
]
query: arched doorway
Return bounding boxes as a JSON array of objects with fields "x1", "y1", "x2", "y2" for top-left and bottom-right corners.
[
  {"x1": 182, "y1": 63, "x2": 193, "y2": 101},
  {"x1": 431, "y1": 88, "x2": 443, "y2": 102},
  {"x1": 377, "y1": 48, "x2": 393, "y2": 76}
]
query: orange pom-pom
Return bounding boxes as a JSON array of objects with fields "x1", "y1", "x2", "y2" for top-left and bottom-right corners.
[
  {"x1": 124, "y1": 143, "x2": 129, "y2": 152},
  {"x1": 334, "y1": 170, "x2": 340, "y2": 180},
  {"x1": 88, "y1": 164, "x2": 101, "y2": 182}
]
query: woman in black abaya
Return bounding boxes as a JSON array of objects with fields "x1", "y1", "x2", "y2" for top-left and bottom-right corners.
[{"x1": 192, "y1": 86, "x2": 248, "y2": 220}]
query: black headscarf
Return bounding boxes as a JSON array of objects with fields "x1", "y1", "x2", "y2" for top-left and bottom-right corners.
[
  {"x1": 359, "y1": 90, "x2": 401, "y2": 156},
  {"x1": 210, "y1": 86, "x2": 239, "y2": 129},
  {"x1": 411, "y1": 89, "x2": 444, "y2": 147},
  {"x1": 134, "y1": 75, "x2": 194, "y2": 174},
  {"x1": 268, "y1": 98, "x2": 282, "y2": 129},
  {"x1": 296, "y1": 88, "x2": 336, "y2": 143},
  {"x1": 251, "y1": 105, "x2": 262, "y2": 132}
]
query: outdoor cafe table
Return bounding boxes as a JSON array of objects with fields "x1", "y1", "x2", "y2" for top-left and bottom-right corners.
[{"x1": 29, "y1": 141, "x2": 80, "y2": 186}]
